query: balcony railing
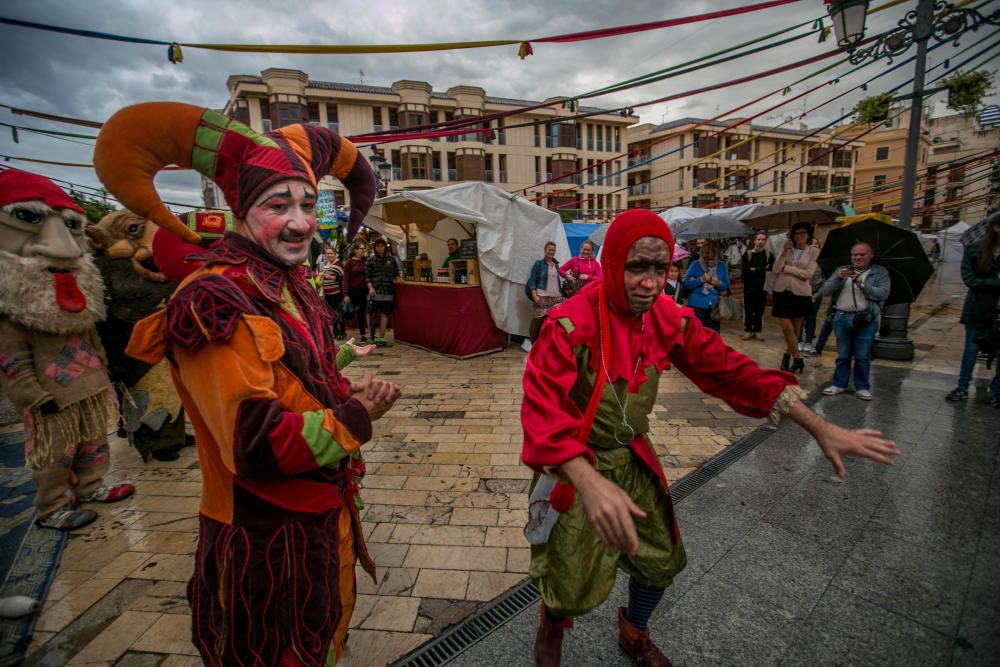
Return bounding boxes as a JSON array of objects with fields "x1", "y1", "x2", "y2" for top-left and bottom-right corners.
[
  {"x1": 327, "y1": 122, "x2": 339, "y2": 133},
  {"x1": 485, "y1": 170, "x2": 494, "y2": 183},
  {"x1": 432, "y1": 168, "x2": 442, "y2": 181},
  {"x1": 499, "y1": 170, "x2": 508, "y2": 183},
  {"x1": 392, "y1": 167, "x2": 402, "y2": 180},
  {"x1": 629, "y1": 183, "x2": 651, "y2": 196},
  {"x1": 448, "y1": 168, "x2": 457, "y2": 181},
  {"x1": 373, "y1": 124, "x2": 384, "y2": 133}
]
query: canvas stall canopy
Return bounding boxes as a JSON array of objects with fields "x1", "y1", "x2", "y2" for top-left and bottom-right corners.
[{"x1": 363, "y1": 182, "x2": 570, "y2": 336}]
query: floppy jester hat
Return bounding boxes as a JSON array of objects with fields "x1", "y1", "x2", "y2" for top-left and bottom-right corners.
[{"x1": 93, "y1": 102, "x2": 376, "y2": 243}]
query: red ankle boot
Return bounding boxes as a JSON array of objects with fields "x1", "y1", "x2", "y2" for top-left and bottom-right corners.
[
  {"x1": 617, "y1": 607, "x2": 672, "y2": 667},
  {"x1": 534, "y1": 604, "x2": 573, "y2": 666}
]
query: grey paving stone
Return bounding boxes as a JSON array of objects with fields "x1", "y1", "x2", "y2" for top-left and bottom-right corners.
[
  {"x1": 951, "y1": 601, "x2": 1000, "y2": 667},
  {"x1": 710, "y1": 521, "x2": 848, "y2": 618},
  {"x1": 780, "y1": 583, "x2": 952, "y2": 666},
  {"x1": 966, "y1": 548, "x2": 1000, "y2": 613},
  {"x1": 835, "y1": 528, "x2": 973, "y2": 636},
  {"x1": 653, "y1": 576, "x2": 801, "y2": 666}
]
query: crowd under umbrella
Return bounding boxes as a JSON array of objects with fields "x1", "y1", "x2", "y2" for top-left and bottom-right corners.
[
  {"x1": 817, "y1": 217, "x2": 935, "y2": 306},
  {"x1": 670, "y1": 213, "x2": 753, "y2": 241},
  {"x1": 743, "y1": 201, "x2": 842, "y2": 231}
]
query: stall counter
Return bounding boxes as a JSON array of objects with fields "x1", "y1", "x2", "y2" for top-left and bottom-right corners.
[{"x1": 394, "y1": 281, "x2": 508, "y2": 358}]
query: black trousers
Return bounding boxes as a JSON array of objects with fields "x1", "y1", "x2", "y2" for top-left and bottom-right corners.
[
  {"x1": 743, "y1": 286, "x2": 766, "y2": 332},
  {"x1": 324, "y1": 293, "x2": 345, "y2": 336},
  {"x1": 348, "y1": 287, "x2": 368, "y2": 337}
]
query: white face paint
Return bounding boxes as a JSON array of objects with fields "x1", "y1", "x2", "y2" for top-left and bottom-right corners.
[{"x1": 239, "y1": 180, "x2": 317, "y2": 265}]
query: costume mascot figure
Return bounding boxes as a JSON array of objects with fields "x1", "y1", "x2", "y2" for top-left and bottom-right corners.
[
  {"x1": 88, "y1": 209, "x2": 189, "y2": 461},
  {"x1": 0, "y1": 169, "x2": 134, "y2": 531}
]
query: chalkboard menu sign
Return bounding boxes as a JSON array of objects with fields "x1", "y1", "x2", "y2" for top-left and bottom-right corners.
[
  {"x1": 406, "y1": 242, "x2": 419, "y2": 260},
  {"x1": 460, "y1": 238, "x2": 478, "y2": 259}
]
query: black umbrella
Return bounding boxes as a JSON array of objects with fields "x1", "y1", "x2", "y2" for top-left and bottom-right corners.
[
  {"x1": 670, "y1": 213, "x2": 753, "y2": 241},
  {"x1": 818, "y1": 218, "x2": 935, "y2": 305}
]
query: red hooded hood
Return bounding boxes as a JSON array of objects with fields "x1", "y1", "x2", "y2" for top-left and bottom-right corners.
[
  {"x1": 0, "y1": 168, "x2": 83, "y2": 213},
  {"x1": 600, "y1": 209, "x2": 674, "y2": 314}
]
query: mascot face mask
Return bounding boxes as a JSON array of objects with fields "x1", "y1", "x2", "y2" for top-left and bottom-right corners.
[{"x1": 0, "y1": 169, "x2": 102, "y2": 318}]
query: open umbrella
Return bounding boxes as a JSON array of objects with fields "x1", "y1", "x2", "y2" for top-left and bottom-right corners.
[
  {"x1": 589, "y1": 223, "x2": 689, "y2": 261},
  {"x1": 743, "y1": 201, "x2": 841, "y2": 231},
  {"x1": 671, "y1": 213, "x2": 753, "y2": 241},
  {"x1": 818, "y1": 218, "x2": 935, "y2": 305}
]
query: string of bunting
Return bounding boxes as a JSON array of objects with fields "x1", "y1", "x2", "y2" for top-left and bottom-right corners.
[{"x1": 0, "y1": 0, "x2": 805, "y2": 62}]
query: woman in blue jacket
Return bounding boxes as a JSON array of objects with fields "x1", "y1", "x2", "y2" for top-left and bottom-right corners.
[
  {"x1": 527, "y1": 241, "x2": 565, "y2": 316},
  {"x1": 682, "y1": 239, "x2": 729, "y2": 332}
]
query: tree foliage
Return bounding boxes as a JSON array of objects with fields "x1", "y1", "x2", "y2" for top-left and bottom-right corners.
[{"x1": 70, "y1": 189, "x2": 117, "y2": 224}]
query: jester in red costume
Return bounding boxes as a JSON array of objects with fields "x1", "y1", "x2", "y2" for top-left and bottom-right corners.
[
  {"x1": 94, "y1": 102, "x2": 395, "y2": 666},
  {"x1": 521, "y1": 209, "x2": 900, "y2": 666}
]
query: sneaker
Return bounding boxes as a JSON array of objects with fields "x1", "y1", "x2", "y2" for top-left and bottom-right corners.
[
  {"x1": 802, "y1": 344, "x2": 816, "y2": 354},
  {"x1": 76, "y1": 483, "x2": 135, "y2": 504},
  {"x1": 37, "y1": 505, "x2": 97, "y2": 531},
  {"x1": 797, "y1": 342, "x2": 804, "y2": 351},
  {"x1": 856, "y1": 390, "x2": 873, "y2": 401},
  {"x1": 802, "y1": 348, "x2": 818, "y2": 358},
  {"x1": 521, "y1": 338, "x2": 532, "y2": 352},
  {"x1": 373, "y1": 337, "x2": 386, "y2": 348},
  {"x1": 754, "y1": 332, "x2": 765, "y2": 341},
  {"x1": 945, "y1": 388, "x2": 969, "y2": 402},
  {"x1": 823, "y1": 385, "x2": 845, "y2": 396},
  {"x1": 741, "y1": 332, "x2": 754, "y2": 341}
]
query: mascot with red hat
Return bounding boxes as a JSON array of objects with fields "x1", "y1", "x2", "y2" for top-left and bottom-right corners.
[{"x1": 0, "y1": 169, "x2": 133, "y2": 531}]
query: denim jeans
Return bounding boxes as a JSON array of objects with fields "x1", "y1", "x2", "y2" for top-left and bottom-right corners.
[
  {"x1": 800, "y1": 296, "x2": 823, "y2": 344},
  {"x1": 957, "y1": 324, "x2": 1000, "y2": 393},
  {"x1": 831, "y1": 311, "x2": 878, "y2": 390}
]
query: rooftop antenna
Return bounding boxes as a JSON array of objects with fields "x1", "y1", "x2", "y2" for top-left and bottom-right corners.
[{"x1": 359, "y1": 69, "x2": 365, "y2": 84}]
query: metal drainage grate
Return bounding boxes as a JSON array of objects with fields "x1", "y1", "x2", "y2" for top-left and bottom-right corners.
[
  {"x1": 392, "y1": 386, "x2": 825, "y2": 666},
  {"x1": 392, "y1": 578, "x2": 540, "y2": 667}
]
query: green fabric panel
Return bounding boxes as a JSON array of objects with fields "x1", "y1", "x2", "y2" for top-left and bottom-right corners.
[
  {"x1": 201, "y1": 109, "x2": 230, "y2": 128},
  {"x1": 191, "y1": 146, "x2": 217, "y2": 179},
  {"x1": 195, "y1": 124, "x2": 224, "y2": 151},
  {"x1": 529, "y1": 449, "x2": 686, "y2": 617},
  {"x1": 228, "y1": 121, "x2": 279, "y2": 147},
  {"x1": 567, "y1": 343, "x2": 660, "y2": 449},
  {"x1": 335, "y1": 344, "x2": 357, "y2": 370},
  {"x1": 300, "y1": 410, "x2": 348, "y2": 468}
]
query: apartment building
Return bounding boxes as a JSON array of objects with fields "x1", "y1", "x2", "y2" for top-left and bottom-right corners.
[
  {"x1": 625, "y1": 118, "x2": 864, "y2": 210},
  {"x1": 849, "y1": 109, "x2": 930, "y2": 223},
  {"x1": 922, "y1": 107, "x2": 1000, "y2": 229},
  {"x1": 208, "y1": 68, "x2": 637, "y2": 219}
]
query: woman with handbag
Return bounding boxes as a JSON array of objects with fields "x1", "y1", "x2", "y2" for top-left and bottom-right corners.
[
  {"x1": 528, "y1": 241, "x2": 565, "y2": 316},
  {"x1": 560, "y1": 240, "x2": 602, "y2": 299},
  {"x1": 945, "y1": 212, "x2": 1000, "y2": 406},
  {"x1": 772, "y1": 222, "x2": 820, "y2": 372},
  {"x1": 681, "y1": 239, "x2": 729, "y2": 332}
]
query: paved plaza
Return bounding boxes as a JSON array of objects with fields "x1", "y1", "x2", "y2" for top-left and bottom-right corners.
[{"x1": 12, "y1": 262, "x2": 999, "y2": 665}]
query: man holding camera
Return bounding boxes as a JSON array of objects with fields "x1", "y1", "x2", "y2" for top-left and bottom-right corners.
[{"x1": 821, "y1": 242, "x2": 890, "y2": 400}]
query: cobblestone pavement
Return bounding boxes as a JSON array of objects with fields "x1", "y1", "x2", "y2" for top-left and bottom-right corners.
[{"x1": 17, "y1": 262, "x2": 988, "y2": 665}]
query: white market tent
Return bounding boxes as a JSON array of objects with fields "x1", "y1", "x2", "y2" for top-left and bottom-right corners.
[
  {"x1": 938, "y1": 221, "x2": 969, "y2": 263},
  {"x1": 589, "y1": 204, "x2": 762, "y2": 247},
  {"x1": 362, "y1": 182, "x2": 571, "y2": 337}
]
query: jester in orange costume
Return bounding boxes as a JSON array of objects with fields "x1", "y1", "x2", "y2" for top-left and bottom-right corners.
[
  {"x1": 93, "y1": 102, "x2": 398, "y2": 666},
  {"x1": 521, "y1": 209, "x2": 901, "y2": 666}
]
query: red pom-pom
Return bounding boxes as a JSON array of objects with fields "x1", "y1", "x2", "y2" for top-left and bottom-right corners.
[{"x1": 549, "y1": 481, "x2": 575, "y2": 513}]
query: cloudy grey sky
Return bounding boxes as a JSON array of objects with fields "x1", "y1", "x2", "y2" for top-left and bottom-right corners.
[{"x1": 1, "y1": 0, "x2": 996, "y2": 208}]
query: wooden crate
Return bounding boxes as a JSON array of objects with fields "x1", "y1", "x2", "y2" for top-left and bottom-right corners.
[{"x1": 448, "y1": 259, "x2": 480, "y2": 286}]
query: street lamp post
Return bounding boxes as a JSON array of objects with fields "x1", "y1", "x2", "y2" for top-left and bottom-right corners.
[
  {"x1": 826, "y1": 0, "x2": 999, "y2": 359},
  {"x1": 369, "y1": 151, "x2": 392, "y2": 197}
]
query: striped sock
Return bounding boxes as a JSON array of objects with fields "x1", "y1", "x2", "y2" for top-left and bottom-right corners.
[{"x1": 624, "y1": 578, "x2": 665, "y2": 630}]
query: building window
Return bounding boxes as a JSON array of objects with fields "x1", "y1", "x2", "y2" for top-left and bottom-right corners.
[
  {"x1": 873, "y1": 174, "x2": 887, "y2": 191},
  {"x1": 596, "y1": 125, "x2": 604, "y2": 151},
  {"x1": 587, "y1": 125, "x2": 594, "y2": 151},
  {"x1": 605, "y1": 126, "x2": 612, "y2": 152},
  {"x1": 327, "y1": 104, "x2": 339, "y2": 133},
  {"x1": 614, "y1": 127, "x2": 622, "y2": 153},
  {"x1": 875, "y1": 146, "x2": 890, "y2": 161},
  {"x1": 307, "y1": 102, "x2": 322, "y2": 124},
  {"x1": 372, "y1": 107, "x2": 383, "y2": 132},
  {"x1": 276, "y1": 103, "x2": 301, "y2": 128},
  {"x1": 831, "y1": 175, "x2": 851, "y2": 193},
  {"x1": 388, "y1": 108, "x2": 399, "y2": 130},
  {"x1": 831, "y1": 149, "x2": 852, "y2": 169}
]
